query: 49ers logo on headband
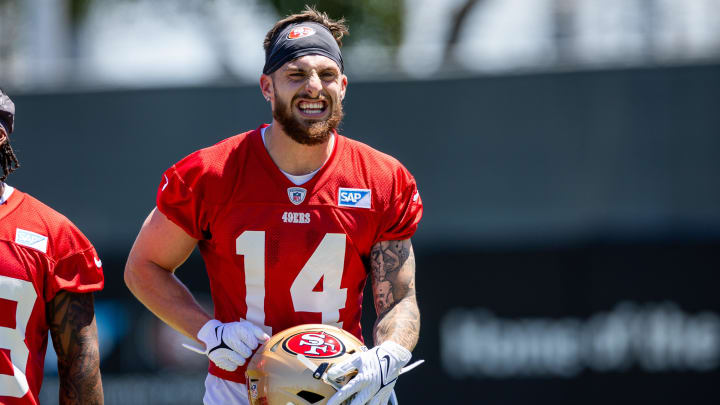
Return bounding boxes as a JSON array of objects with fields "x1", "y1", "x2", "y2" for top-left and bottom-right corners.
[
  {"x1": 287, "y1": 26, "x2": 316, "y2": 40},
  {"x1": 283, "y1": 331, "x2": 346, "y2": 358}
]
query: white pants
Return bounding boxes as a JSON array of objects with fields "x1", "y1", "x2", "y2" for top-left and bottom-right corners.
[{"x1": 203, "y1": 374, "x2": 249, "y2": 405}]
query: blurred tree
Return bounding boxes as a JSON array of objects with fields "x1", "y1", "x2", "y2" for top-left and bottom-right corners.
[
  {"x1": 68, "y1": 0, "x2": 91, "y2": 28},
  {"x1": 67, "y1": 0, "x2": 93, "y2": 59},
  {"x1": 264, "y1": 0, "x2": 404, "y2": 48},
  {"x1": 1, "y1": 0, "x2": 405, "y2": 83},
  {"x1": 444, "y1": 0, "x2": 484, "y2": 64}
]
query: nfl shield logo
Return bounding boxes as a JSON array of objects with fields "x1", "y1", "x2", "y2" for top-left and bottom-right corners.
[{"x1": 287, "y1": 187, "x2": 307, "y2": 205}]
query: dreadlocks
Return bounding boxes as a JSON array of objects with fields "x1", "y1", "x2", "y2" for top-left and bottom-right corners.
[
  {"x1": 0, "y1": 140, "x2": 19, "y2": 182},
  {"x1": 0, "y1": 89, "x2": 17, "y2": 185}
]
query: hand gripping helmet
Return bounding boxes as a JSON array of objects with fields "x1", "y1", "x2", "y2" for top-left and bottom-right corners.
[{"x1": 246, "y1": 324, "x2": 365, "y2": 405}]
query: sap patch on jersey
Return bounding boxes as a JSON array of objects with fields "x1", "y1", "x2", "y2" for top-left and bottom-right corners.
[
  {"x1": 338, "y1": 188, "x2": 372, "y2": 209},
  {"x1": 15, "y1": 228, "x2": 48, "y2": 253}
]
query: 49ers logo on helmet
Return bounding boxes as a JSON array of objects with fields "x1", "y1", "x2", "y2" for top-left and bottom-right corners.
[
  {"x1": 283, "y1": 331, "x2": 345, "y2": 358},
  {"x1": 287, "y1": 26, "x2": 316, "y2": 40}
]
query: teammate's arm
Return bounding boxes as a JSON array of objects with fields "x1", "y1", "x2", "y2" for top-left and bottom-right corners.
[
  {"x1": 370, "y1": 238, "x2": 420, "y2": 350},
  {"x1": 47, "y1": 291, "x2": 103, "y2": 405},
  {"x1": 124, "y1": 207, "x2": 211, "y2": 341}
]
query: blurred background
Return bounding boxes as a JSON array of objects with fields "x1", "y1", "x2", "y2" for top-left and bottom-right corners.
[{"x1": 1, "y1": 0, "x2": 719, "y2": 403}]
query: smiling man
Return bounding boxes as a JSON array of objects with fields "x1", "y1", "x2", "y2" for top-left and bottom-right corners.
[{"x1": 125, "y1": 6, "x2": 422, "y2": 405}]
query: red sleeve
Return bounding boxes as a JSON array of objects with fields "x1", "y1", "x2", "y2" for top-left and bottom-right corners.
[
  {"x1": 375, "y1": 171, "x2": 423, "y2": 243},
  {"x1": 44, "y1": 218, "x2": 104, "y2": 301},
  {"x1": 156, "y1": 153, "x2": 211, "y2": 240},
  {"x1": 48, "y1": 247, "x2": 104, "y2": 301}
]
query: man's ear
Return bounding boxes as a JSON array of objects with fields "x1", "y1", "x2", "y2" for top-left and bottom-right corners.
[
  {"x1": 0, "y1": 127, "x2": 7, "y2": 147},
  {"x1": 340, "y1": 74, "x2": 348, "y2": 101},
  {"x1": 260, "y1": 74, "x2": 274, "y2": 102}
]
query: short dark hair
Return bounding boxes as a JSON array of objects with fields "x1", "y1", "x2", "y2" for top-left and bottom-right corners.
[{"x1": 263, "y1": 5, "x2": 349, "y2": 57}]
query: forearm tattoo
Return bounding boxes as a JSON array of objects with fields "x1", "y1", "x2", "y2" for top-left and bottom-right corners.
[
  {"x1": 47, "y1": 291, "x2": 104, "y2": 405},
  {"x1": 371, "y1": 239, "x2": 420, "y2": 350}
]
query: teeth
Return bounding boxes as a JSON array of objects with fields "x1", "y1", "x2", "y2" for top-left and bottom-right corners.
[{"x1": 299, "y1": 102, "x2": 324, "y2": 110}]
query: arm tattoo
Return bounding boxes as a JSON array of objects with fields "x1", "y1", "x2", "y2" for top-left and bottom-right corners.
[
  {"x1": 47, "y1": 291, "x2": 104, "y2": 405},
  {"x1": 371, "y1": 239, "x2": 421, "y2": 350}
]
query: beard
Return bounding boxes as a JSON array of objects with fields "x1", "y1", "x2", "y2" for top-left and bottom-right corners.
[{"x1": 272, "y1": 88, "x2": 343, "y2": 146}]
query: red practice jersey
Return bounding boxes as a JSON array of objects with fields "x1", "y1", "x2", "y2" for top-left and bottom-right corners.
[
  {"x1": 0, "y1": 185, "x2": 104, "y2": 405},
  {"x1": 157, "y1": 125, "x2": 423, "y2": 382}
]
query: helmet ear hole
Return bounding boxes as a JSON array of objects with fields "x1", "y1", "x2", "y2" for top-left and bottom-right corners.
[{"x1": 296, "y1": 390, "x2": 325, "y2": 403}]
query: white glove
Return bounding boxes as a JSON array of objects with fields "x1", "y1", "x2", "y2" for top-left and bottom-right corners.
[
  {"x1": 326, "y1": 341, "x2": 411, "y2": 405},
  {"x1": 196, "y1": 319, "x2": 270, "y2": 372}
]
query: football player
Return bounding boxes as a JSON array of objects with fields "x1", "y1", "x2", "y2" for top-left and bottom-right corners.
[
  {"x1": 0, "y1": 89, "x2": 105, "y2": 404},
  {"x1": 125, "y1": 6, "x2": 422, "y2": 405}
]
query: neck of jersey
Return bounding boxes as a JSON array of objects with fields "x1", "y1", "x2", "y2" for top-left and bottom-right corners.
[
  {"x1": 261, "y1": 126, "x2": 335, "y2": 186},
  {"x1": 0, "y1": 182, "x2": 14, "y2": 205}
]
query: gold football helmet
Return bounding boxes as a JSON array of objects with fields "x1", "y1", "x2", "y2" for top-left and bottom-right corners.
[{"x1": 245, "y1": 324, "x2": 365, "y2": 405}]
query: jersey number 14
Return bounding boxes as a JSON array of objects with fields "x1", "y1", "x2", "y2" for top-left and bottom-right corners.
[{"x1": 236, "y1": 231, "x2": 347, "y2": 335}]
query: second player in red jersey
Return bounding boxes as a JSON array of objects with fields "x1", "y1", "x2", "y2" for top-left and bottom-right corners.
[{"x1": 0, "y1": 90, "x2": 104, "y2": 404}]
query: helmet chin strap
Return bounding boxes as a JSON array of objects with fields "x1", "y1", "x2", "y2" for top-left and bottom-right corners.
[
  {"x1": 398, "y1": 359, "x2": 425, "y2": 375},
  {"x1": 297, "y1": 354, "x2": 347, "y2": 390},
  {"x1": 182, "y1": 342, "x2": 207, "y2": 355}
]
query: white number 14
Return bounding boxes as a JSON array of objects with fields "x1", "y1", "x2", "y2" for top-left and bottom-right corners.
[{"x1": 236, "y1": 232, "x2": 347, "y2": 335}]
